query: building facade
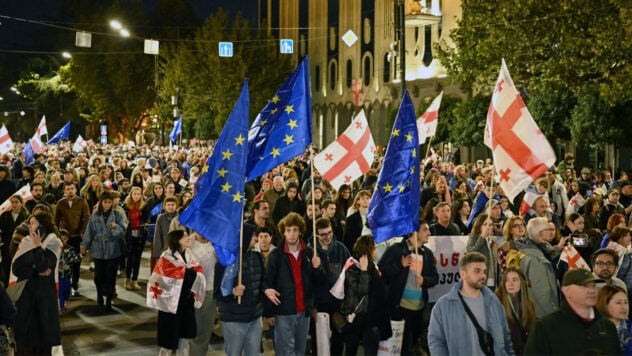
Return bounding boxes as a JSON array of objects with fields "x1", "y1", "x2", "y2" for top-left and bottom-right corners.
[{"x1": 258, "y1": 0, "x2": 464, "y2": 148}]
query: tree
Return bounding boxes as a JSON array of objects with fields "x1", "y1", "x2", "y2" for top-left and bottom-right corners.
[
  {"x1": 435, "y1": 0, "x2": 632, "y2": 147},
  {"x1": 157, "y1": 9, "x2": 294, "y2": 140}
]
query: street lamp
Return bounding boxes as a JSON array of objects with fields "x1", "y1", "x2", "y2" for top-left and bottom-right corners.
[
  {"x1": 109, "y1": 20, "x2": 130, "y2": 37},
  {"x1": 62, "y1": 52, "x2": 72, "y2": 59}
]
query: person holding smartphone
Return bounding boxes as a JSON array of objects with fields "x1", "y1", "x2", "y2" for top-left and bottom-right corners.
[{"x1": 561, "y1": 213, "x2": 596, "y2": 262}]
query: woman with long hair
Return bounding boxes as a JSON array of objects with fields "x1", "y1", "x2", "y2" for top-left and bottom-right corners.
[
  {"x1": 151, "y1": 229, "x2": 205, "y2": 355},
  {"x1": 334, "y1": 184, "x2": 353, "y2": 223},
  {"x1": 601, "y1": 213, "x2": 627, "y2": 248},
  {"x1": 344, "y1": 190, "x2": 372, "y2": 253},
  {"x1": 498, "y1": 215, "x2": 527, "y2": 271},
  {"x1": 450, "y1": 198, "x2": 471, "y2": 235},
  {"x1": 81, "y1": 174, "x2": 105, "y2": 210},
  {"x1": 123, "y1": 187, "x2": 147, "y2": 291},
  {"x1": 341, "y1": 235, "x2": 391, "y2": 355},
  {"x1": 0, "y1": 194, "x2": 28, "y2": 285},
  {"x1": 467, "y1": 213, "x2": 501, "y2": 289},
  {"x1": 10, "y1": 212, "x2": 62, "y2": 354},
  {"x1": 597, "y1": 285, "x2": 632, "y2": 354},
  {"x1": 495, "y1": 267, "x2": 536, "y2": 355},
  {"x1": 80, "y1": 191, "x2": 127, "y2": 311}
]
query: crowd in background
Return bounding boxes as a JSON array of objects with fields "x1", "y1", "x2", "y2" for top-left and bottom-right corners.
[{"x1": 0, "y1": 141, "x2": 631, "y2": 355}]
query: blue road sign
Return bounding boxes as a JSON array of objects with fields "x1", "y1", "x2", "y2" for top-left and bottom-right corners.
[
  {"x1": 280, "y1": 39, "x2": 294, "y2": 54},
  {"x1": 219, "y1": 42, "x2": 233, "y2": 57}
]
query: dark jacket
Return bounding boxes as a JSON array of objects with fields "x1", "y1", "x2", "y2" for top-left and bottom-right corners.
[
  {"x1": 264, "y1": 240, "x2": 324, "y2": 317},
  {"x1": 378, "y1": 239, "x2": 439, "y2": 313},
  {"x1": 311, "y1": 240, "x2": 350, "y2": 307},
  {"x1": 525, "y1": 302, "x2": 622, "y2": 355},
  {"x1": 214, "y1": 250, "x2": 268, "y2": 323},
  {"x1": 272, "y1": 195, "x2": 305, "y2": 224},
  {"x1": 344, "y1": 211, "x2": 364, "y2": 252}
]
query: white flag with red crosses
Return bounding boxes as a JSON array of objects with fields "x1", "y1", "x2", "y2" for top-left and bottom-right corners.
[
  {"x1": 313, "y1": 110, "x2": 375, "y2": 191},
  {"x1": 0, "y1": 184, "x2": 33, "y2": 213},
  {"x1": 146, "y1": 250, "x2": 205, "y2": 314},
  {"x1": 417, "y1": 91, "x2": 443, "y2": 144},
  {"x1": 37, "y1": 115, "x2": 48, "y2": 137},
  {"x1": 560, "y1": 245, "x2": 589, "y2": 269},
  {"x1": 0, "y1": 125, "x2": 14, "y2": 154},
  {"x1": 485, "y1": 60, "x2": 556, "y2": 202}
]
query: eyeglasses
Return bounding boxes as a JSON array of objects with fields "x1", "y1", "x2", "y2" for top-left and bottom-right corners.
[
  {"x1": 512, "y1": 223, "x2": 525, "y2": 228},
  {"x1": 595, "y1": 261, "x2": 616, "y2": 267},
  {"x1": 318, "y1": 231, "x2": 333, "y2": 238}
]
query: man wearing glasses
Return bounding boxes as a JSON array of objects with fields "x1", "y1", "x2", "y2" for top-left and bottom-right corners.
[{"x1": 592, "y1": 248, "x2": 627, "y2": 292}]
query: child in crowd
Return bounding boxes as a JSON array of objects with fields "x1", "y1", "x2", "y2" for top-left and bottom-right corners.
[{"x1": 58, "y1": 229, "x2": 81, "y2": 312}]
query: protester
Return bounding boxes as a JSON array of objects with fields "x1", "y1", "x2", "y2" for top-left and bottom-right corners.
[
  {"x1": 495, "y1": 267, "x2": 536, "y2": 356},
  {"x1": 58, "y1": 229, "x2": 81, "y2": 312},
  {"x1": 592, "y1": 248, "x2": 627, "y2": 291},
  {"x1": 428, "y1": 252, "x2": 514, "y2": 355},
  {"x1": 10, "y1": 212, "x2": 62, "y2": 355},
  {"x1": 123, "y1": 187, "x2": 148, "y2": 290},
  {"x1": 467, "y1": 213, "x2": 501, "y2": 289},
  {"x1": 525, "y1": 268, "x2": 622, "y2": 355},
  {"x1": 596, "y1": 285, "x2": 632, "y2": 355},
  {"x1": 0, "y1": 194, "x2": 28, "y2": 286},
  {"x1": 187, "y1": 232, "x2": 216, "y2": 356},
  {"x1": 80, "y1": 191, "x2": 127, "y2": 311},
  {"x1": 344, "y1": 190, "x2": 371, "y2": 253}
]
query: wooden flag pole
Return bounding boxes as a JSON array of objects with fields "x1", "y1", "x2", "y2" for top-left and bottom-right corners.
[
  {"x1": 423, "y1": 135, "x2": 434, "y2": 167},
  {"x1": 413, "y1": 231, "x2": 420, "y2": 276}
]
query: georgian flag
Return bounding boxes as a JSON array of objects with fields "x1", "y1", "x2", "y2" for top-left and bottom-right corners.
[
  {"x1": 30, "y1": 133, "x2": 46, "y2": 154},
  {"x1": 313, "y1": 110, "x2": 375, "y2": 190},
  {"x1": 146, "y1": 249, "x2": 206, "y2": 314},
  {"x1": 417, "y1": 91, "x2": 443, "y2": 144},
  {"x1": 0, "y1": 184, "x2": 33, "y2": 213},
  {"x1": 560, "y1": 245, "x2": 589, "y2": 269},
  {"x1": 0, "y1": 124, "x2": 14, "y2": 154},
  {"x1": 485, "y1": 60, "x2": 556, "y2": 202},
  {"x1": 73, "y1": 134, "x2": 88, "y2": 153},
  {"x1": 37, "y1": 115, "x2": 48, "y2": 137},
  {"x1": 566, "y1": 192, "x2": 586, "y2": 215},
  {"x1": 330, "y1": 257, "x2": 359, "y2": 299}
]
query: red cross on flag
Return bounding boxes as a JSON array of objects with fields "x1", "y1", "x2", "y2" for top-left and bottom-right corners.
[
  {"x1": 146, "y1": 251, "x2": 206, "y2": 314},
  {"x1": 30, "y1": 133, "x2": 46, "y2": 154},
  {"x1": 417, "y1": 91, "x2": 443, "y2": 144},
  {"x1": 314, "y1": 110, "x2": 375, "y2": 190},
  {"x1": 0, "y1": 184, "x2": 33, "y2": 213},
  {"x1": 560, "y1": 245, "x2": 589, "y2": 269},
  {"x1": 73, "y1": 134, "x2": 88, "y2": 153},
  {"x1": 352, "y1": 78, "x2": 363, "y2": 107},
  {"x1": 485, "y1": 60, "x2": 556, "y2": 202},
  {"x1": 0, "y1": 124, "x2": 14, "y2": 155},
  {"x1": 37, "y1": 115, "x2": 48, "y2": 137}
]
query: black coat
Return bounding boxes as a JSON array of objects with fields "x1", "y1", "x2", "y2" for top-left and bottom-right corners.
[
  {"x1": 157, "y1": 252, "x2": 197, "y2": 350},
  {"x1": 378, "y1": 239, "x2": 439, "y2": 314},
  {"x1": 264, "y1": 241, "x2": 324, "y2": 317},
  {"x1": 344, "y1": 211, "x2": 364, "y2": 252},
  {"x1": 12, "y1": 245, "x2": 61, "y2": 349}
]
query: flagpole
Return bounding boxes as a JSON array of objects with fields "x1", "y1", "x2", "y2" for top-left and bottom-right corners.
[
  {"x1": 310, "y1": 145, "x2": 317, "y2": 253},
  {"x1": 423, "y1": 135, "x2": 434, "y2": 166},
  {"x1": 413, "y1": 231, "x2": 419, "y2": 276},
  {"x1": 237, "y1": 205, "x2": 244, "y2": 305}
]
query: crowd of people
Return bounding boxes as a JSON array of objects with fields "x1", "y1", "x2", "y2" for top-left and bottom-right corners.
[{"x1": 0, "y1": 141, "x2": 631, "y2": 355}]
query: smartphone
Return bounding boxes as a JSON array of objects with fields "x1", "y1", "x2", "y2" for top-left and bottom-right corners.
[{"x1": 571, "y1": 232, "x2": 588, "y2": 247}]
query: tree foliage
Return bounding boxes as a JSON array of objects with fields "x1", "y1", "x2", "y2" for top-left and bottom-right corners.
[
  {"x1": 435, "y1": 0, "x2": 632, "y2": 147},
  {"x1": 157, "y1": 9, "x2": 294, "y2": 140}
]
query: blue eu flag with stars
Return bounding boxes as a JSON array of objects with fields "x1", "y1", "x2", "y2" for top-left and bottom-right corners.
[
  {"x1": 245, "y1": 56, "x2": 312, "y2": 181},
  {"x1": 169, "y1": 115, "x2": 183, "y2": 143},
  {"x1": 47, "y1": 121, "x2": 70, "y2": 144},
  {"x1": 179, "y1": 80, "x2": 250, "y2": 266},
  {"x1": 367, "y1": 90, "x2": 420, "y2": 243}
]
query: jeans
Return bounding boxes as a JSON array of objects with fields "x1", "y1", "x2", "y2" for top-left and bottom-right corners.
[
  {"x1": 222, "y1": 319, "x2": 262, "y2": 356},
  {"x1": 125, "y1": 235, "x2": 145, "y2": 280},
  {"x1": 274, "y1": 313, "x2": 310, "y2": 356},
  {"x1": 59, "y1": 277, "x2": 71, "y2": 309},
  {"x1": 68, "y1": 235, "x2": 82, "y2": 289}
]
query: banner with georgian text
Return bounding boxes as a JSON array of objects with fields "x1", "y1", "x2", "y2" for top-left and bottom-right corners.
[{"x1": 426, "y1": 235, "x2": 469, "y2": 303}]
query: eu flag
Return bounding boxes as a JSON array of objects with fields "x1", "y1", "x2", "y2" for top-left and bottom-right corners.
[
  {"x1": 24, "y1": 141, "x2": 34, "y2": 165},
  {"x1": 179, "y1": 80, "x2": 250, "y2": 266},
  {"x1": 245, "y1": 56, "x2": 312, "y2": 181},
  {"x1": 367, "y1": 90, "x2": 420, "y2": 243},
  {"x1": 169, "y1": 115, "x2": 182, "y2": 143},
  {"x1": 47, "y1": 121, "x2": 70, "y2": 144}
]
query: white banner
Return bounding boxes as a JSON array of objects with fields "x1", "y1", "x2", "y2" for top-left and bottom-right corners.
[
  {"x1": 377, "y1": 320, "x2": 405, "y2": 355},
  {"x1": 315, "y1": 312, "x2": 331, "y2": 356},
  {"x1": 425, "y1": 235, "x2": 469, "y2": 303}
]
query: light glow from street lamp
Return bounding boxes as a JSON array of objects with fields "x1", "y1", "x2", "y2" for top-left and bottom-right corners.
[
  {"x1": 110, "y1": 20, "x2": 122, "y2": 30},
  {"x1": 120, "y1": 29, "x2": 130, "y2": 37},
  {"x1": 62, "y1": 52, "x2": 72, "y2": 59}
]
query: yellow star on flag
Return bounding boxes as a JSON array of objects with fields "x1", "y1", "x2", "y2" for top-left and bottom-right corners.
[
  {"x1": 221, "y1": 182, "x2": 232, "y2": 192},
  {"x1": 217, "y1": 168, "x2": 228, "y2": 177},
  {"x1": 287, "y1": 119, "x2": 298, "y2": 129},
  {"x1": 270, "y1": 108, "x2": 278, "y2": 115},
  {"x1": 222, "y1": 149, "x2": 233, "y2": 160},
  {"x1": 234, "y1": 134, "x2": 245, "y2": 145},
  {"x1": 383, "y1": 183, "x2": 393, "y2": 193},
  {"x1": 271, "y1": 147, "x2": 281, "y2": 158},
  {"x1": 405, "y1": 132, "x2": 413, "y2": 142},
  {"x1": 271, "y1": 96, "x2": 280, "y2": 104},
  {"x1": 283, "y1": 134, "x2": 294, "y2": 145},
  {"x1": 202, "y1": 165, "x2": 209, "y2": 173},
  {"x1": 412, "y1": 149, "x2": 416, "y2": 158},
  {"x1": 410, "y1": 166, "x2": 415, "y2": 174},
  {"x1": 232, "y1": 191, "x2": 244, "y2": 202},
  {"x1": 284, "y1": 105, "x2": 294, "y2": 114},
  {"x1": 392, "y1": 129, "x2": 400, "y2": 137},
  {"x1": 398, "y1": 183, "x2": 405, "y2": 193},
  {"x1": 260, "y1": 119, "x2": 268, "y2": 126}
]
